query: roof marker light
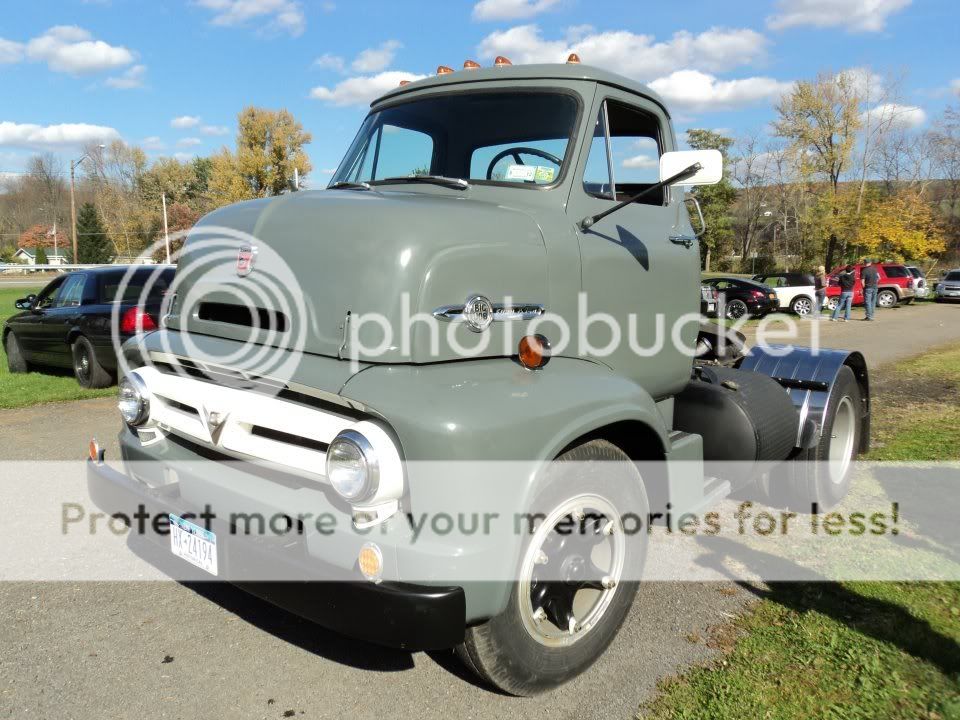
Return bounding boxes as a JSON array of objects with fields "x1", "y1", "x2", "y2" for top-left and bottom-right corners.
[
  {"x1": 463, "y1": 59, "x2": 481, "y2": 70},
  {"x1": 398, "y1": 79, "x2": 410, "y2": 86},
  {"x1": 567, "y1": 53, "x2": 581, "y2": 64},
  {"x1": 437, "y1": 65, "x2": 454, "y2": 75},
  {"x1": 494, "y1": 56, "x2": 512, "y2": 67}
]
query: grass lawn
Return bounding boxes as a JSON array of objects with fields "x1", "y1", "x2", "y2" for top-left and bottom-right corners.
[
  {"x1": 639, "y1": 345, "x2": 960, "y2": 720},
  {"x1": 0, "y1": 284, "x2": 115, "y2": 409}
]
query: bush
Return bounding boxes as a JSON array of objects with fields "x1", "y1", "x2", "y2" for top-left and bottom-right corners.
[{"x1": 35, "y1": 247, "x2": 48, "y2": 265}]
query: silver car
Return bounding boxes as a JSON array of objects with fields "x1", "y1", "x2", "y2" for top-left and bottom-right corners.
[
  {"x1": 935, "y1": 269, "x2": 960, "y2": 302},
  {"x1": 906, "y1": 266, "x2": 929, "y2": 299}
]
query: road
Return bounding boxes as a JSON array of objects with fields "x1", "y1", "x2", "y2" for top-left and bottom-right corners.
[{"x1": 1, "y1": 301, "x2": 958, "y2": 719}]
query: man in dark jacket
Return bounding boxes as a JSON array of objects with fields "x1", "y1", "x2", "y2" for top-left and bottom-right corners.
[
  {"x1": 831, "y1": 266, "x2": 856, "y2": 322},
  {"x1": 861, "y1": 259, "x2": 880, "y2": 320}
]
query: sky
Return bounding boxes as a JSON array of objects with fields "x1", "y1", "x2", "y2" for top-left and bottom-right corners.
[{"x1": 1, "y1": 0, "x2": 957, "y2": 184}]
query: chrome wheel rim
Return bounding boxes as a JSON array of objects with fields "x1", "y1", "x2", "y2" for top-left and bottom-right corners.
[
  {"x1": 76, "y1": 348, "x2": 90, "y2": 381},
  {"x1": 794, "y1": 298, "x2": 812, "y2": 315},
  {"x1": 828, "y1": 396, "x2": 856, "y2": 484},
  {"x1": 878, "y1": 291, "x2": 896, "y2": 307},
  {"x1": 518, "y1": 493, "x2": 625, "y2": 647}
]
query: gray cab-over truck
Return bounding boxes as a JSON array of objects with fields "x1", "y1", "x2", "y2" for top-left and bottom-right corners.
[{"x1": 86, "y1": 59, "x2": 870, "y2": 695}]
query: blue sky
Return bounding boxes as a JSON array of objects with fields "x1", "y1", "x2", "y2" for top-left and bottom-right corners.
[{"x1": 1, "y1": 0, "x2": 957, "y2": 183}]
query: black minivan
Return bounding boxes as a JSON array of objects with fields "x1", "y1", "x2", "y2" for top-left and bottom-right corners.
[{"x1": 3, "y1": 266, "x2": 174, "y2": 388}]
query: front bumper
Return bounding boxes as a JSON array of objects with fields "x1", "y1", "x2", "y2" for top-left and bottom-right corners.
[{"x1": 86, "y1": 458, "x2": 466, "y2": 651}]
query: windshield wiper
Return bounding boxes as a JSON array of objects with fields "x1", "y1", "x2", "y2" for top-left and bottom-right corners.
[
  {"x1": 328, "y1": 181, "x2": 371, "y2": 191},
  {"x1": 375, "y1": 175, "x2": 469, "y2": 190}
]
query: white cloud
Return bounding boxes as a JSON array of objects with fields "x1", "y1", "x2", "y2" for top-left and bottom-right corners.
[
  {"x1": 195, "y1": 0, "x2": 306, "y2": 36},
  {"x1": 0, "y1": 38, "x2": 25, "y2": 64},
  {"x1": 0, "y1": 121, "x2": 120, "y2": 149},
  {"x1": 177, "y1": 137, "x2": 202, "y2": 147},
  {"x1": 648, "y1": 70, "x2": 793, "y2": 112},
  {"x1": 767, "y1": 0, "x2": 912, "y2": 32},
  {"x1": 200, "y1": 124, "x2": 230, "y2": 136},
  {"x1": 951, "y1": 79, "x2": 960, "y2": 97},
  {"x1": 105, "y1": 63, "x2": 146, "y2": 89},
  {"x1": 314, "y1": 53, "x2": 345, "y2": 72},
  {"x1": 320, "y1": 168, "x2": 337, "y2": 174},
  {"x1": 26, "y1": 26, "x2": 134, "y2": 74},
  {"x1": 310, "y1": 70, "x2": 427, "y2": 106},
  {"x1": 351, "y1": 40, "x2": 402, "y2": 73},
  {"x1": 477, "y1": 24, "x2": 768, "y2": 77},
  {"x1": 174, "y1": 152, "x2": 196, "y2": 162},
  {"x1": 141, "y1": 136, "x2": 165, "y2": 150},
  {"x1": 622, "y1": 154, "x2": 658, "y2": 169},
  {"x1": 838, "y1": 66, "x2": 884, "y2": 101},
  {"x1": 472, "y1": 0, "x2": 560, "y2": 21},
  {"x1": 171, "y1": 115, "x2": 201, "y2": 128},
  {"x1": 860, "y1": 103, "x2": 927, "y2": 129}
]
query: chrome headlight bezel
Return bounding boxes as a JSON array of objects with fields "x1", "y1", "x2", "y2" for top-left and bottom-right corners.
[
  {"x1": 118, "y1": 371, "x2": 150, "y2": 427},
  {"x1": 326, "y1": 429, "x2": 380, "y2": 502}
]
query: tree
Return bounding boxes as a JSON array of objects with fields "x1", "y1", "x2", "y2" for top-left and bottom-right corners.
[
  {"x1": 210, "y1": 107, "x2": 312, "y2": 204},
  {"x1": 35, "y1": 246, "x2": 48, "y2": 265},
  {"x1": 857, "y1": 191, "x2": 946, "y2": 261},
  {"x1": 686, "y1": 129, "x2": 736, "y2": 271},
  {"x1": 730, "y1": 134, "x2": 776, "y2": 265},
  {"x1": 774, "y1": 72, "x2": 862, "y2": 270},
  {"x1": 76, "y1": 203, "x2": 112, "y2": 263}
]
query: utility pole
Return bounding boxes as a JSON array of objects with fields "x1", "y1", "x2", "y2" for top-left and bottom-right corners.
[
  {"x1": 162, "y1": 192, "x2": 171, "y2": 264},
  {"x1": 70, "y1": 144, "x2": 105, "y2": 264}
]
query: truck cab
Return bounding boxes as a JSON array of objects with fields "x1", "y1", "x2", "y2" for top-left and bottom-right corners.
[{"x1": 88, "y1": 59, "x2": 870, "y2": 696}]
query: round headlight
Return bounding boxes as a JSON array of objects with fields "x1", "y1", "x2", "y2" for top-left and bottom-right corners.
[
  {"x1": 118, "y1": 372, "x2": 150, "y2": 427},
  {"x1": 326, "y1": 430, "x2": 379, "y2": 502}
]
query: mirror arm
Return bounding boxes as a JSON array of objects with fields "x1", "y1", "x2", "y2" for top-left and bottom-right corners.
[{"x1": 578, "y1": 162, "x2": 701, "y2": 231}]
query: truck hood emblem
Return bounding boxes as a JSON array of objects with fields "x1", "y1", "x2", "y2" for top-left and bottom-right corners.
[
  {"x1": 202, "y1": 409, "x2": 230, "y2": 445},
  {"x1": 236, "y1": 245, "x2": 257, "y2": 276}
]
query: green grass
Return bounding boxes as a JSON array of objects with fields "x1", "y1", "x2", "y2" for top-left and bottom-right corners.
[
  {"x1": 640, "y1": 346, "x2": 960, "y2": 720},
  {"x1": 0, "y1": 284, "x2": 115, "y2": 409}
]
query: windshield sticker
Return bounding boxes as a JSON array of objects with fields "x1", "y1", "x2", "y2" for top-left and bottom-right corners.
[
  {"x1": 534, "y1": 166, "x2": 556, "y2": 183},
  {"x1": 505, "y1": 164, "x2": 537, "y2": 182}
]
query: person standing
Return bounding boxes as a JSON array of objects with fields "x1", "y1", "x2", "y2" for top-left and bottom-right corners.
[
  {"x1": 861, "y1": 259, "x2": 880, "y2": 321},
  {"x1": 814, "y1": 265, "x2": 827, "y2": 319},
  {"x1": 831, "y1": 266, "x2": 855, "y2": 322}
]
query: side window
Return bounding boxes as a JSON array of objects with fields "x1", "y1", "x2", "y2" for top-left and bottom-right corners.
[
  {"x1": 55, "y1": 274, "x2": 86, "y2": 308},
  {"x1": 34, "y1": 277, "x2": 65, "y2": 309},
  {"x1": 582, "y1": 100, "x2": 664, "y2": 205},
  {"x1": 582, "y1": 103, "x2": 614, "y2": 199}
]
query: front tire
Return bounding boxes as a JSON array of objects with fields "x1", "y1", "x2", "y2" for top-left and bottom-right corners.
[
  {"x1": 826, "y1": 296, "x2": 839, "y2": 311},
  {"x1": 457, "y1": 440, "x2": 648, "y2": 695},
  {"x1": 72, "y1": 336, "x2": 113, "y2": 389},
  {"x1": 791, "y1": 295, "x2": 813, "y2": 316},
  {"x1": 4, "y1": 332, "x2": 30, "y2": 373}
]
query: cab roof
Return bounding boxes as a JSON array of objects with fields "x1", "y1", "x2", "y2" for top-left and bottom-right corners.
[{"x1": 374, "y1": 63, "x2": 670, "y2": 117}]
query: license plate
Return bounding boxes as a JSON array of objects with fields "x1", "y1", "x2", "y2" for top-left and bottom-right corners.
[
  {"x1": 948, "y1": 291, "x2": 960, "y2": 297},
  {"x1": 169, "y1": 514, "x2": 218, "y2": 576},
  {"x1": 706, "y1": 303, "x2": 716, "y2": 312}
]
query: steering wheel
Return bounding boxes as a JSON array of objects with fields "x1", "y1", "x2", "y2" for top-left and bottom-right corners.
[{"x1": 486, "y1": 146, "x2": 563, "y2": 180}]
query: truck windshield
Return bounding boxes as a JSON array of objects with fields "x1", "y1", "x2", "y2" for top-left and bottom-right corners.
[{"x1": 331, "y1": 90, "x2": 579, "y2": 189}]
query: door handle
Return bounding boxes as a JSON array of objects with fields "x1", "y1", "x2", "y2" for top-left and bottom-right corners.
[{"x1": 669, "y1": 235, "x2": 695, "y2": 248}]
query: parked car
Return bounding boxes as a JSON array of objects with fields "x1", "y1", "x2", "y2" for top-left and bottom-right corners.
[
  {"x1": 3, "y1": 266, "x2": 175, "y2": 388},
  {"x1": 824, "y1": 263, "x2": 916, "y2": 310},
  {"x1": 935, "y1": 269, "x2": 960, "y2": 302},
  {"x1": 700, "y1": 283, "x2": 718, "y2": 316},
  {"x1": 905, "y1": 266, "x2": 929, "y2": 299},
  {"x1": 751, "y1": 272, "x2": 817, "y2": 315},
  {"x1": 703, "y1": 277, "x2": 779, "y2": 319}
]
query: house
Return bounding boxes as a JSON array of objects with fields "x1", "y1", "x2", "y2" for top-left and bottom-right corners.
[{"x1": 12, "y1": 247, "x2": 68, "y2": 266}]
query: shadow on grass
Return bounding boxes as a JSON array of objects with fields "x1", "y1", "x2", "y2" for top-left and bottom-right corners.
[{"x1": 695, "y1": 535, "x2": 960, "y2": 677}]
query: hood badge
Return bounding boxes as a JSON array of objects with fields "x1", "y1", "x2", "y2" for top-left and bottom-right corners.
[
  {"x1": 433, "y1": 299, "x2": 545, "y2": 325},
  {"x1": 203, "y1": 409, "x2": 230, "y2": 445},
  {"x1": 236, "y1": 245, "x2": 257, "y2": 276}
]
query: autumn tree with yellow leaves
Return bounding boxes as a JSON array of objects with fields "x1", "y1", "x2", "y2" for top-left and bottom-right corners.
[{"x1": 856, "y1": 191, "x2": 946, "y2": 261}]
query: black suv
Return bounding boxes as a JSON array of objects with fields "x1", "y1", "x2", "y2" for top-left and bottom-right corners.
[{"x1": 4, "y1": 266, "x2": 174, "y2": 388}]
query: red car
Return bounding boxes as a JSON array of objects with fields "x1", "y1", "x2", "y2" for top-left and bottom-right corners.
[{"x1": 825, "y1": 263, "x2": 916, "y2": 310}]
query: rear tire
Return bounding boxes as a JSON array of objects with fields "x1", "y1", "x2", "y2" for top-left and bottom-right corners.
[
  {"x1": 877, "y1": 289, "x2": 898, "y2": 308},
  {"x1": 458, "y1": 440, "x2": 648, "y2": 696},
  {"x1": 72, "y1": 336, "x2": 113, "y2": 389},
  {"x1": 4, "y1": 332, "x2": 30, "y2": 373},
  {"x1": 826, "y1": 296, "x2": 839, "y2": 311},
  {"x1": 776, "y1": 365, "x2": 862, "y2": 512},
  {"x1": 725, "y1": 299, "x2": 748, "y2": 320}
]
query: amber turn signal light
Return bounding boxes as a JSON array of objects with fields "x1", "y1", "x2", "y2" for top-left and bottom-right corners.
[
  {"x1": 398, "y1": 79, "x2": 411, "y2": 86},
  {"x1": 463, "y1": 59, "x2": 481, "y2": 70},
  {"x1": 518, "y1": 335, "x2": 551, "y2": 370},
  {"x1": 89, "y1": 438, "x2": 102, "y2": 463},
  {"x1": 567, "y1": 53, "x2": 581, "y2": 64},
  {"x1": 437, "y1": 65, "x2": 454, "y2": 75},
  {"x1": 494, "y1": 55, "x2": 512, "y2": 67}
]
